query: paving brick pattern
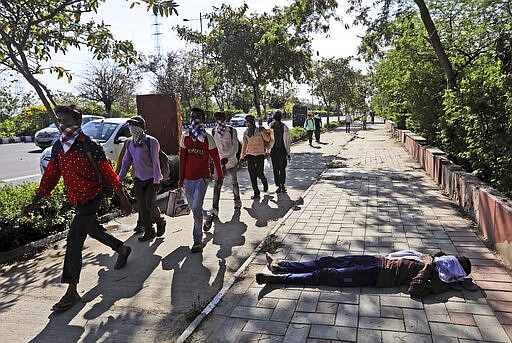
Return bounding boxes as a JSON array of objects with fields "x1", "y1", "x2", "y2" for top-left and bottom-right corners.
[{"x1": 190, "y1": 123, "x2": 512, "y2": 343}]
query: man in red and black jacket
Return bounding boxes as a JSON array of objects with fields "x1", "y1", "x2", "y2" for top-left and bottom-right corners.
[
  {"x1": 23, "y1": 104, "x2": 133, "y2": 312},
  {"x1": 179, "y1": 107, "x2": 223, "y2": 253}
]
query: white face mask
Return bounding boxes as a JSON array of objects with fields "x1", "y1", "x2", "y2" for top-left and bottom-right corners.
[{"x1": 129, "y1": 126, "x2": 144, "y2": 144}]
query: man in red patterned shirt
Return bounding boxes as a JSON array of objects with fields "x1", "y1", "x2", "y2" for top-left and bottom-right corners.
[{"x1": 23, "y1": 104, "x2": 133, "y2": 312}]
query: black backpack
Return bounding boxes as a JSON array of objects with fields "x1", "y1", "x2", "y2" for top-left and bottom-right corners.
[{"x1": 212, "y1": 126, "x2": 242, "y2": 161}]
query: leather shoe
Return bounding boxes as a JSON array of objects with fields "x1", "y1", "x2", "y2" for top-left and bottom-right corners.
[{"x1": 138, "y1": 232, "x2": 156, "y2": 242}]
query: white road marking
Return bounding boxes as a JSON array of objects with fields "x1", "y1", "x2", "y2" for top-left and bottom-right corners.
[{"x1": 2, "y1": 174, "x2": 41, "y2": 182}]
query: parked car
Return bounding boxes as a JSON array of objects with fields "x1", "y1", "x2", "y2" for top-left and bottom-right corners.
[
  {"x1": 40, "y1": 117, "x2": 130, "y2": 174},
  {"x1": 34, "y1": 114, "x2": 104, "y2": 149},
  {"x1": 228, "y1": 113, "x2": 249, "y2": 127}
]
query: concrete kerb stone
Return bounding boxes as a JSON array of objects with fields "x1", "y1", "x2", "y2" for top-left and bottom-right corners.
[
  {"x1": 0, "y1": 136, "x2": 34, "y2": 144},
  {"x1": 175, "y1": 166, "x2": 329, "y2": 343}
]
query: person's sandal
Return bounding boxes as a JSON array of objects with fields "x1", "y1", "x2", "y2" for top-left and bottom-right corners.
[
  {"x1": 52, "y1": 293, "x2": 81, "y2": 312},
  {"x1": 115, "y1": 246, "x2": 131, "y2": 269}
]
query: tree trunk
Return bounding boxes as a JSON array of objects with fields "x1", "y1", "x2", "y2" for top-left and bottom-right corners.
[
  {"x1": 105, "y1": 101, "x2": 113, "y2": 117},
  {"x1": 414, "y1": 0, "x2": 456, "y2": 89},
  {"x1": 252, "y1": 85, "x2": 261, "y2": 118}
]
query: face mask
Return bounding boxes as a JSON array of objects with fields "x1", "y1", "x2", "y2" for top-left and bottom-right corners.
[
  {"x1": 59, "y1": 124, "x2": 79, "y2": 132},
  {"x1": 129, "y1": 126, "x2": 145, "y2": 144}
]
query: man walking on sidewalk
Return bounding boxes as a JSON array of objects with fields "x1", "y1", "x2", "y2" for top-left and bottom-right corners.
[
  {"x1": 117, "y1": 115, "x2": 166, "y2": 242},
  {"x1": 179, "y1": 107, "x2": 224, "y2": 253},
  {"x1": 23, "y1": 104, "x2": 133, "y2": 312},
  {"x1": 241, "y1": 114, "x2": 271, "y2": 199},
  {"x1": 345, "y1": 112, "x2": 352, "y2": 133},
  {"x1": 303, "y1": 113, "x2": 316, "y2": 145},
  {"x1": 269, "y1": 109, "x2": 291, "y2": 193},
  {"x1": 210, "y1": 110, "x2": 242, "y2": 216}
]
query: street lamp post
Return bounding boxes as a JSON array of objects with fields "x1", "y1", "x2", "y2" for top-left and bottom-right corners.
[{"x1": 183, "y1": 13, "x2": 208, "y2": 114}]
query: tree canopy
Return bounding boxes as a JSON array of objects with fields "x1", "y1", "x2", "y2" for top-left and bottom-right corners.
[
  {"x1": 0, "y1": 0, "x2": 178, "y2": 123},
  {"x1": 178, "y1": 1, "x2": 338, "y2": 117}
]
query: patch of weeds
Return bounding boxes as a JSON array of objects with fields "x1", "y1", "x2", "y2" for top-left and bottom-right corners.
[
  {"x1": 184, "y1": 295, "x2": 209, "y2": 323},
  {"x1": 326, "y1": 159, "x2": 347, "y2": 168},
  {"x1": 260, "y1": 234, "x2": 283, "y2": 254}
]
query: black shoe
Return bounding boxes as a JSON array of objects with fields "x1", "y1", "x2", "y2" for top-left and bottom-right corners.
[
  {"x1": 251, "y1": 193, "x2": 260, "y2": 199},
  {"x1": 133, "y1": 225, "x2": 145, "y2": 233},
  {"x1": 281, "y1": 184, "x2": 287, "y2": 193},
  {"x1": 263, "y1": 181, "x2": 268, "y2": 192},
  {"x1": 138, "y1": 232, "x2": 156, "y2": 242},
  {"x1": 275, "y1": 186, "x2": 282, "y2": 193},
  {"x1": 190, "y1": 241, "x2": 205, "y2": 253},
  {"x1": 156, "y1": 220, "x2": 166, "y2": 237}
]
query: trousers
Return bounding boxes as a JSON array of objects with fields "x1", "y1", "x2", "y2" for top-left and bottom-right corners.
[
  {"x1": 273, "y1": 255, "x2": 380, "y2": 287},
  {"x1": 61, "y1": 195, "x2": 123, "y2": 284}
]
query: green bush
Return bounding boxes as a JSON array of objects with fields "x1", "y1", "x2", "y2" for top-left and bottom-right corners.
[
  {"x1": 290, "y1": 127, "x2": 306, "y2": 142},
  {"x1": 324, "y1": 121, "x2": 341, "y2": 129},
  {"x1": 0, "y1": 181, "x2": 73, "y2": 253}
]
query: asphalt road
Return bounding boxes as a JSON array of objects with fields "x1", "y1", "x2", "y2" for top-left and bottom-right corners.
[{"x1": 0, "y1": 142, "x2": 43, "y2": 186}]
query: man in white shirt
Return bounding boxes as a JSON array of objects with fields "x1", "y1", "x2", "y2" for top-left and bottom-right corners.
[{"x1": 210, "y1": 110, "x2": 242, "y2": 215}]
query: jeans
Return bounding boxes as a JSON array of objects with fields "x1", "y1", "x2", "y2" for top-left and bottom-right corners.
[
  {"x1": 246, "y1": 155, "x2": 267, "y2": 195},
  {"x1": 212, "y1": 166, "x2": 240, "y2": 211},
  {"x1": 184, "y1": 178, "x2": 209, "y2": 243},
  {"x1": 61, "y1": 195, "x2": 123, "y2": 284},
  {"x1": 315, "y1": 128, "x2": 321, "y2": 142},
  {"x1": 306, "y1": 130, "x2": 314, "y2": 144},
  {"x1": 345, "y1": 123, "x2": 351, "y2": 133},
  {"x1": 134, "y1": 178, "x2": 163, "y2": 235},
  {"x1": 270, "y1": 149, "x2": 287, "y2": 186},
  {"x1": 273, "y1": 255, "x2": 379, "y2": 287}
]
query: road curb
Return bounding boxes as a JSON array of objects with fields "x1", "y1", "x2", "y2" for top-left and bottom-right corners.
[{"x1": 0, "y1": 136, "x2": 34, "y2": 144}]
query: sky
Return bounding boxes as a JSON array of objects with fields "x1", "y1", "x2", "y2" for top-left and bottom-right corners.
[{"x1": 13, "y1": 0, "x2": 367, "y2": 102}]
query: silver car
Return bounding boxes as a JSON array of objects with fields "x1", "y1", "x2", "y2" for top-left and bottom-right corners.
[
  {"x1": 40, "y1": 117, "x2": 130, "y2": 174},
  {"x1": 34, "y1": 115, "x2": 104, "y2": 149},
  {"x1": 229, "y1": 113, "x2": 248, "y2": 127}
]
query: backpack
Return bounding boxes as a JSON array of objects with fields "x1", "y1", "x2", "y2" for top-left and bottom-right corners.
[
  {"x1": 141, "y1": 137, "x2": 170, "y2": 181},
  {"x1": 212, "y1": 126, "x2": 242, "y2": 161}
]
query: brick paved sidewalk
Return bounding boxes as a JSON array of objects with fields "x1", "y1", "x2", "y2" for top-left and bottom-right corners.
[{"x1": 187, "y1": 122, "x2": 512, "y2": 343}]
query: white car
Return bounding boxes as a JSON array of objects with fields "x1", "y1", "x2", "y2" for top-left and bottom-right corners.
[
  {"x1": 40, "y1": 117, "x2": 130, "y2": 174},
  {"x1": 34, "y1": 115, "x2": 104, "y2": 149},
  {"x1": 229, "y1": 113, "x2": 248, "y2": 127}
]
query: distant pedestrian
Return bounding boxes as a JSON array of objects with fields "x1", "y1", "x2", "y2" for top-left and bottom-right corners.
[
  {"x1": 370, "y1": 110, "x2": 375, "y2": 124},
  {"x1": 179, "y1": 107, "x2": 224, "y2": 253},
  {"x1": 303, "y1": 113, "x2": 316, "y2": 145},
  {"x1": 345, "y1": 113, "x2": 352, "y2": 133},
  {"x1": 361, "y1": 112, "x2": 368, "y2": 130},
  {"x1": 241, "y1": 114, "x2": 271, "y2": 199},
  {"x1": 22, "y1": 104, "x2": 133, "y2": 312},
  {"x1": 267, "y1": 112, "x2": 274, "y2": 125},
  {"x1": 313, "y1": 113, "x2": 322, "y2": 143},
  {"x1": 210, "y1": 110, "x2": 242, "y2": 215},
  {"x1": 117, "y1": 116, "x2": 166, "y2": 242},
  {"x1": 269, "y1": 109, "x2": 291, "y2": 193}
]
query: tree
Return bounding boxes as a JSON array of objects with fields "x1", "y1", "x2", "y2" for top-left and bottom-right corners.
[
  {"x1": 77, "y1": 61, "x2": 137, "y2": 117},
  {"x1": 0, "y1": 80, "x2": 35, "y2": 121},
  {"x1": 348, "y1": 0, "x2": 456, "y2": 89},
  {"x1": 140, "y1": 50, "x2": 205, "y2": 114},
  {"x1": 0, "y1": 0, "x2": 178, "y2": 124},
  {"x1": 310, "y1": 57, "x2": 367, "y2": 122},
  {"x1": 178, "y1": 1, "x2": 338, "y2": 117}
]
